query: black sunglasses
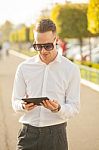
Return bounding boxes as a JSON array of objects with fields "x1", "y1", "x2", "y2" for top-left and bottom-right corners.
[{"x1": 32, "y1": 43, "x2": 54, "y2": 51}]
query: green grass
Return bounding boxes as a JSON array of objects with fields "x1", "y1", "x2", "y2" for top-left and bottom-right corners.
[
  {"x1": 75, "y1": 60, "x2": 99, "y2": 84},
  {"x1": 80, "y1": 68, "x2": 99, "y2": 84}
]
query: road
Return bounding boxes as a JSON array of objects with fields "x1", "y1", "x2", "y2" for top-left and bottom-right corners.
[{"x1": 0, "y1": 54, "x2": 99, "y2": 150}]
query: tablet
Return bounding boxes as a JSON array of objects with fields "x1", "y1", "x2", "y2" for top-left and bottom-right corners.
[{"x1": 22, "y1": 97, "x2": 49, "y2": 105}]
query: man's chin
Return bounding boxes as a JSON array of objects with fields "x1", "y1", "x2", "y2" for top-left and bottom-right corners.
[{"x1": 41, "y1": 54, "x2": 49, "y2": 59}]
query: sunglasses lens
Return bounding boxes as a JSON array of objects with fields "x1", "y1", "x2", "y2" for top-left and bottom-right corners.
[
  {"x1": 44, "y1": 43, "x2": 54, "y2": 51},
  {"x1": 33, "y1": 44, "x2": 42, "y2": 51}
]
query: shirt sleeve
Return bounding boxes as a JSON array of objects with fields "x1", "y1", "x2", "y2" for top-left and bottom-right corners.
[
  {"x1": 12, "y1": 64, "x2": 26, "y2": 112},
  {"x1": 57, "y1": 65, "x2": 81, "y2": 120}
]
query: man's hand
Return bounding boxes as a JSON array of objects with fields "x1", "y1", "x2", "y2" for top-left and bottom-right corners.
[
  {"x1": 22, "y1": 94, "x2": 37, "y2": 111},
  {"x1": 41, "y1": 99, "x2": 60, "y2": 112},
  {"x1": 22, "y1": 102, "x2": 37, "y2": 111}
]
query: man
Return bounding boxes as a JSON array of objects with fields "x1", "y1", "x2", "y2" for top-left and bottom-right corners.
[{"x1": 12, "y1": 19, "x2": 80, "y2": 150}]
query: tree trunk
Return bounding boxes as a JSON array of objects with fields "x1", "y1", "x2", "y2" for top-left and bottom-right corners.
[
  {"x1": 88, "y1": 37, "x2": 92, "y2": 62},
  {"x1": 79, "y1": 38, "x2": 83, "y2": 62}
]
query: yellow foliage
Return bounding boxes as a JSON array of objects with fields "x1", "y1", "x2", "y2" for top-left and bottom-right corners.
[
  {"x1": 87, "y1": 0, "x2": 99, "y2": 34},
  {"x1": 50, "y1": 4, "x2": 62, "y2": 34},
  {"x1": 29, "y1": 25, "x2": 34, "y2": 42}
]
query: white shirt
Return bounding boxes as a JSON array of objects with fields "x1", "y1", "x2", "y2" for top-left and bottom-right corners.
[{"x1": 12, "y1": 53, "x2": 80, "y2": 127}]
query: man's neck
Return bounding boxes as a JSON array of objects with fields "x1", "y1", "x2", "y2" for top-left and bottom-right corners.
[{"x1": 39, "y1": 51, "x2": 58, "y2": 65}]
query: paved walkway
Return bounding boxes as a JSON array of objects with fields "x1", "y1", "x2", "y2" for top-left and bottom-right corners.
[{"x1": 0, "y1": 54, "x2": 99, "y2": 150}]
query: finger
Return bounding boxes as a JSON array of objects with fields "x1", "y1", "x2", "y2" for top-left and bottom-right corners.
[
  {"x1": 26, "y1": 103, "x2": 35, "y2": 107},
  {"x1": 46, "y1": 100, "x2": 59, "y2": 110},
  {"x1": 42, "y1": 100, "x2": 48, "y2": 108},
  {"x1": 29, "y1": 105, "x2": 37, "y2": 109},
  {"x1": 44, "y1": 100, "x2": 56, "y2": 110},
  {"x1": 27, "y1": 105, "x2": 37, "y2": 111},
  {"x1": 40, "y1": 103, "x2": 43, "y2": 106},
  {"x1": 48, "y1": 100, "x2": 58, "y2": 108},
  {"x1": 25, "y1": 103, "x2": 34, "y2": 110}
]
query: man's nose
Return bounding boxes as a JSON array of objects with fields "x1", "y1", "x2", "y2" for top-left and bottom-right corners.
[{"x1": 41, "y1": 47, "x2": 47, "y2": 52}]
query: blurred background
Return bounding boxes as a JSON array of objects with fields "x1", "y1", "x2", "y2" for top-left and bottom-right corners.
[
  {"x1": 0, "y1": 0, "x2": 99, "y2": 80},
  {"x1": 0, "y1": 0, "x2": 99, "y2": 150}
]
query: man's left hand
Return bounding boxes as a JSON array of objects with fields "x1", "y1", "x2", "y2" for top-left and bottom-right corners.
[{"x1": 41, "y1": 99, "x2": 59, "y2": 111}]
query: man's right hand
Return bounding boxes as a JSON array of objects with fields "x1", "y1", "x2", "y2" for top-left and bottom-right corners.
[{"x1": 22, "y1": 102, "x2": 37, "y2": 111}]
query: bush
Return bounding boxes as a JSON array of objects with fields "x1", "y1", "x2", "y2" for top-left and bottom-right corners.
[{"x1": 74, "y1": 60, "x2": 99, "y2": 69}]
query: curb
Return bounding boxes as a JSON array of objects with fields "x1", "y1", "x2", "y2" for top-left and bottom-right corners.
[
  {"x1": 9, "y1": 50, "x2": 29, "y2": 59},
  {"x1": 81, "y1": 79, "x2": 99, "y2": 92}
]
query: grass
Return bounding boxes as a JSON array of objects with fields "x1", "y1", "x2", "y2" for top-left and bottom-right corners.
[{"x1": 80, "y1": 68, "x2": 99, "y2": 84}]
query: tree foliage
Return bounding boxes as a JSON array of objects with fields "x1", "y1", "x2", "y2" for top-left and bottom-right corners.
[
  {"x1": 29, "y1": 25, "x2": 34, "y2": 42},
  {"x1": 0, "y1": 21, "x2": 13, "y2": 41},
  {"x1": 50, "y1": 3, "x2": 98, "y2": 61},
  {"x1": 87, "y1": 0, "x2": 99, "y2": 34},
  {"x1": 51, "y1": 3, "x2": 92, "y2": 39},
  {"x1": 10, "y1": 24, "x2": 34, "y2": 43}
]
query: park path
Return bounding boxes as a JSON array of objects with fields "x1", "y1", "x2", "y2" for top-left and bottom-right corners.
[{"x1": 0, "y1": 54, "x2": 99, "y2": 150}]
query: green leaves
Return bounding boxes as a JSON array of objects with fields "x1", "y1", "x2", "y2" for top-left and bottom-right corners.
[{"x1": 51, "y1": 3, "x2": 94, "y2": 39}]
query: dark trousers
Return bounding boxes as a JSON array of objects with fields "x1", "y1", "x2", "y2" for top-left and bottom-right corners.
[{"x1": 17, "y1": 123, "x2": 68, "y2": 150}]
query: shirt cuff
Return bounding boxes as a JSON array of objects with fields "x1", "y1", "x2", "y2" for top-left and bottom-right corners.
[
  {"x1": 18, "y1": 100, "x2": 25, "y2": 111},
  {"x1": 56, "y1": 104, "x2": 68, "y2": 120}
]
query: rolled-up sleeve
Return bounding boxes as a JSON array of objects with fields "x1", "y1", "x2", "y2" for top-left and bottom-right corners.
[{"x1": 12, "y1": 64, "x2": 26, "y2": 112}]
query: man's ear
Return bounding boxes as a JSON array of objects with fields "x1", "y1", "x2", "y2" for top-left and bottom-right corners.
[{"x1": 55, "y1": 36, "x2": 59, "y2": 44}]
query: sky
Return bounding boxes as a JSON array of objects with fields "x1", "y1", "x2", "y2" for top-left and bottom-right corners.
[{"x1": 0, "y1": 0, "x2": 89, "y2": 26}]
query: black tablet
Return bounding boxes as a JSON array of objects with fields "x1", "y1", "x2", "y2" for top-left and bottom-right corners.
[{"x1": 22, "y1": 97, "x2": 49, "y2": 105}]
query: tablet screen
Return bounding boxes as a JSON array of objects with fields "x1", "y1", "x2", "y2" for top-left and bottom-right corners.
[{"x1": 22, "y1": 97, "x2": 49, "y2": 105}]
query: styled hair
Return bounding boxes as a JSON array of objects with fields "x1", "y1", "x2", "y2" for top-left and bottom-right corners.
[{"x1": 35, "y1": 18, "x2": 56, "y2": 33}]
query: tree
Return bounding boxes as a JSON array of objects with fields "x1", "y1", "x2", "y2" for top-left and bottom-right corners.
[
  {"x1": 51, "y1": 4, "x2": 90, "y2": 38},
  {"x1": 9, "y1": 31, "x2": 18, "y2": 42},
  {"x1": 0, "y1": 20, "x2": 13, "y2": 41},
  {"x1": 10, "y1": 24, "x2": 30, "y2": 43},
  {"x1": 29, "y1": 25, "x2": 34, "y2": 42},
  {"x1": 87, "y1": 0, "x2": 99, "y2": 34},
  {"x1": 17, "y1": 24, "x2": 28, "y2": 42},
  {"x1": 50, "y1": 3, "x2": 97, "y2": 61}
]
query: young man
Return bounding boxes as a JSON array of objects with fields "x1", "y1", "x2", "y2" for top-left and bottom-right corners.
[{"x1": 12, "y1": 19, "x2": 80, "y2": 150}]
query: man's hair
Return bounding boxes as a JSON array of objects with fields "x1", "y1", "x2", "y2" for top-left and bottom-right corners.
[{"x1": 35, "y1": 18, "x2": 56, "y2": 33}]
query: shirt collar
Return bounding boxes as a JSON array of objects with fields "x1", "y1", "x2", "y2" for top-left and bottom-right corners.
[{"x1": 55, "y1": 52, "x2": 61, "y2": 63}]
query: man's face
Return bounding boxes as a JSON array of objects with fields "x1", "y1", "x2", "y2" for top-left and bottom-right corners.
[{"x1": 33, "y1": 31, "x2": 57, "y2": 64}]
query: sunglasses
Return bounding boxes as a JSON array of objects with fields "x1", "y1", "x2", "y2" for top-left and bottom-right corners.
[{"x1": 32, "y1": 43, "x2": 54, "y2": 51}]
